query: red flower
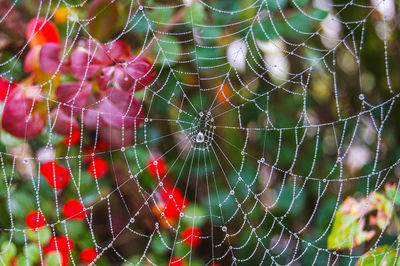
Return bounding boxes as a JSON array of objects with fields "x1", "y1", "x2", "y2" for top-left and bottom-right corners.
[
  {"x1": 2, "y1": 85, "x2": 47, "y2": 139},
  {"x1": 80, "y1": 248, "x2": 97, "y2": 264},
  {"x1": 160, "y1": 186, "x2": 188, "y2": 218},
  {"x1": 169, "y1": 257, "x2": 185, "y2": 266},
  {"x1": 0, "y1": 78, "x2": 15, "y2": 102},
  {"x1": 63, "y1": 199, "x2": 86, "y2": 220},
  {"x1": 88, "y1": 157, "x2": 108, "y2": 178},
  {"x1": 26, "y1": 18, "x2": 60, "y2": 47},
  {"x1": 25, "y1": 211, "x2": 46, "y2": 229},
  {"x1": 182, "y1": 227, "x2": 202, "y2": 247},
  {"x1": 62, "y1": 130, "x2": 80, "y2": 146},
  {"x1": 40, "y1": 161, "x2": 70, "y2": 189},
  {"x1": 45, "y1": 236, "x2": 74, "y2": 253},
  {"x1": 147, "y1": 157, "x2": 167, "y2": 178}
]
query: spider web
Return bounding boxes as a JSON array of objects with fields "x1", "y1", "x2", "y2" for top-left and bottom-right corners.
[{"x1": 0, "y1": 0, "x2": 399, "y2": 265}]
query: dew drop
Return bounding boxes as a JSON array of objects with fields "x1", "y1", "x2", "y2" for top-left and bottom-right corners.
[{"x1": 196, "y1": 132, "x2": 204, "y2": 143}]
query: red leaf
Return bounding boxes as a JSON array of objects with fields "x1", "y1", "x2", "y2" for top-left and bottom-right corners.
[
  {"x1": 56, "y1": 81, "x2": 91, "y2": 115},
  {"x1": 50, "y1": 108, "x2": 79, "y2": 135},
  {"x1": 26, "y1": 18, "x2": 60, "y2": 47},
  {"x1": 84, "y1": 88, "x2": 143, "y2": 130},
  {"x1": 39, "y1": 43, "x2": 69, "y2": 73},
  {"x1": 2, "y1": 86, "x2": 46, "y2": 139},
  {"x1": 97, "y1": 57, "x2": 156, "y2": 91},
  {"x1": 70, "y1": 40, "x2": 111, "y2": 80},
  {"x1": 24, "y1": 46, "x2": 41, "y2": 73}
]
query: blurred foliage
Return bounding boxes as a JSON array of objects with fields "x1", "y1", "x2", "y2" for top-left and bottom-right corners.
[{"x1": 0, "y1": 0, "x2": 400, "y2": 265}]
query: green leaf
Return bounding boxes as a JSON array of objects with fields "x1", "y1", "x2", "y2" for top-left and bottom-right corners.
[
  {"x1": 356, "y1": 246, "x2": 399, "y2": 266},
  {"x1": 128, "y1": 12, "x2": 151, "y2": 33},
  {"x1": 87, "y1": 0, "x2": 119, "y2": 41},
  {"x1": 292, "y1": 0, "x2": 310, "y2": 7},
  {"x1": 276, "y1": 184, "x2": 306, "y2": 216},
  {"x1": 184, "y1": 3, "x2": 206, "y2": 25},
  {"x1": 150, "y1": 231, "x2": 171, "y2": 255},
  {"x1": 0, "y1": 53, "x2": 25, "y2": 80},
  {"x1": 385, "y1": 183, "x2": 400, "y2": 205},
  {"x1": 0, "y1": 131, "x2": 24, "y2": 147},
  {"x1": 10, "y1": 192, "x2": 35, "y2": 218},
  {"x1": 182, "y1": 205, "x2": 207, "y2": 228},
  {"x1": 153, "y1": 36, "x2": 182, "y2": 65},
  {"x1": 310, "y1": 8, "x2": 329, "y2": 20},
  {"x1": 24, "y1": 243, "x2": 40, "y2": 263},
  {"x1": 327, "y1": 193, "x2": 392, "y2": 250},
  {"x1": 65, "y1": 220, "x2": 86, "y2": 239},
  {"x1": 26, "y1": 227, "x2": 51, "y2": 245},
  {"x1": 0, "y1": 242, "x2": 16, "y2": 262},
  {"x1": 45, "y1": 251, "x2": 64, "y2": 266},
  {"x1": 149, "y1": 8, "x2": 173, "y2": 25},
  {"x1": 267, "y1": 0, "x2": 288, "y2": 11}
]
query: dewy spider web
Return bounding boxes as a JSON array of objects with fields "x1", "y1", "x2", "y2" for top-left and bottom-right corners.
[{"x1": 0, "y1": 0, "x2": 399, "y2": 265}]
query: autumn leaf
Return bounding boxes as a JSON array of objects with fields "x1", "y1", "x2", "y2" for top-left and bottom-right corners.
[
  {"x1": 327, "y1": 193, "x2": 393, "y2": 250},
  {"x1": 356, "y1": 246, "x2": 399, "y2": 266}
]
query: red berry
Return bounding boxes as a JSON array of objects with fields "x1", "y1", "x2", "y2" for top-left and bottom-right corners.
[
  {"x1": 182, "y1": 227, "x2": 202, "y2": 247},
  {"x1": 97, "y1": 140, "x2": 108, "y2": 150},
  {"x1": 209, "y1": 264, "x2": 222, "y2": 266},
  {"x1": 63, "y1": 199, "x2": 86, "y2": 220},
  {"x1": 147, "y1": 157, "x2": 167, "y2": 177},
  {"x1": 10, "y1": 257, "x2": 18, "y2": 266},
  {"x1": 62, "y1": 130, "x2": 80, "y2": 146},
  {"x1": 160, "y1": 186, "x2": 188, "y2": 218},
  {"x1": 26, "y1": 18, "x2": 60, "y2": 47},
  {"x1": 40, "y1": 161, "x2": 70, "y2": 189},
  {"x1": 25, "y1": 211, "x2": 46, "y2": 229},
  {"x1": 45, "y1": 236, "x2": 74, "y2": 253},
  {"x1": 169, "y1": 257, "x2": 185, "y2": 266},
  {"x1": 88, "y1": 157, "x2": 108, "y2": 178},
  {"x1": 80, "y1": 248, "x2": 97, "y2": 264}
]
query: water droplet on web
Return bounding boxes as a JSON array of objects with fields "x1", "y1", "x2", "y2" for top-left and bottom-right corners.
[{"x1": 196, "y1": 132, "x2": 204, "y2": 143}]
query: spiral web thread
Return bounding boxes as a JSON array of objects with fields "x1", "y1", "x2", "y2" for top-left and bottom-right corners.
[{"x1": 0, "y1": 0, "x2": 399, "y2": 265}]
